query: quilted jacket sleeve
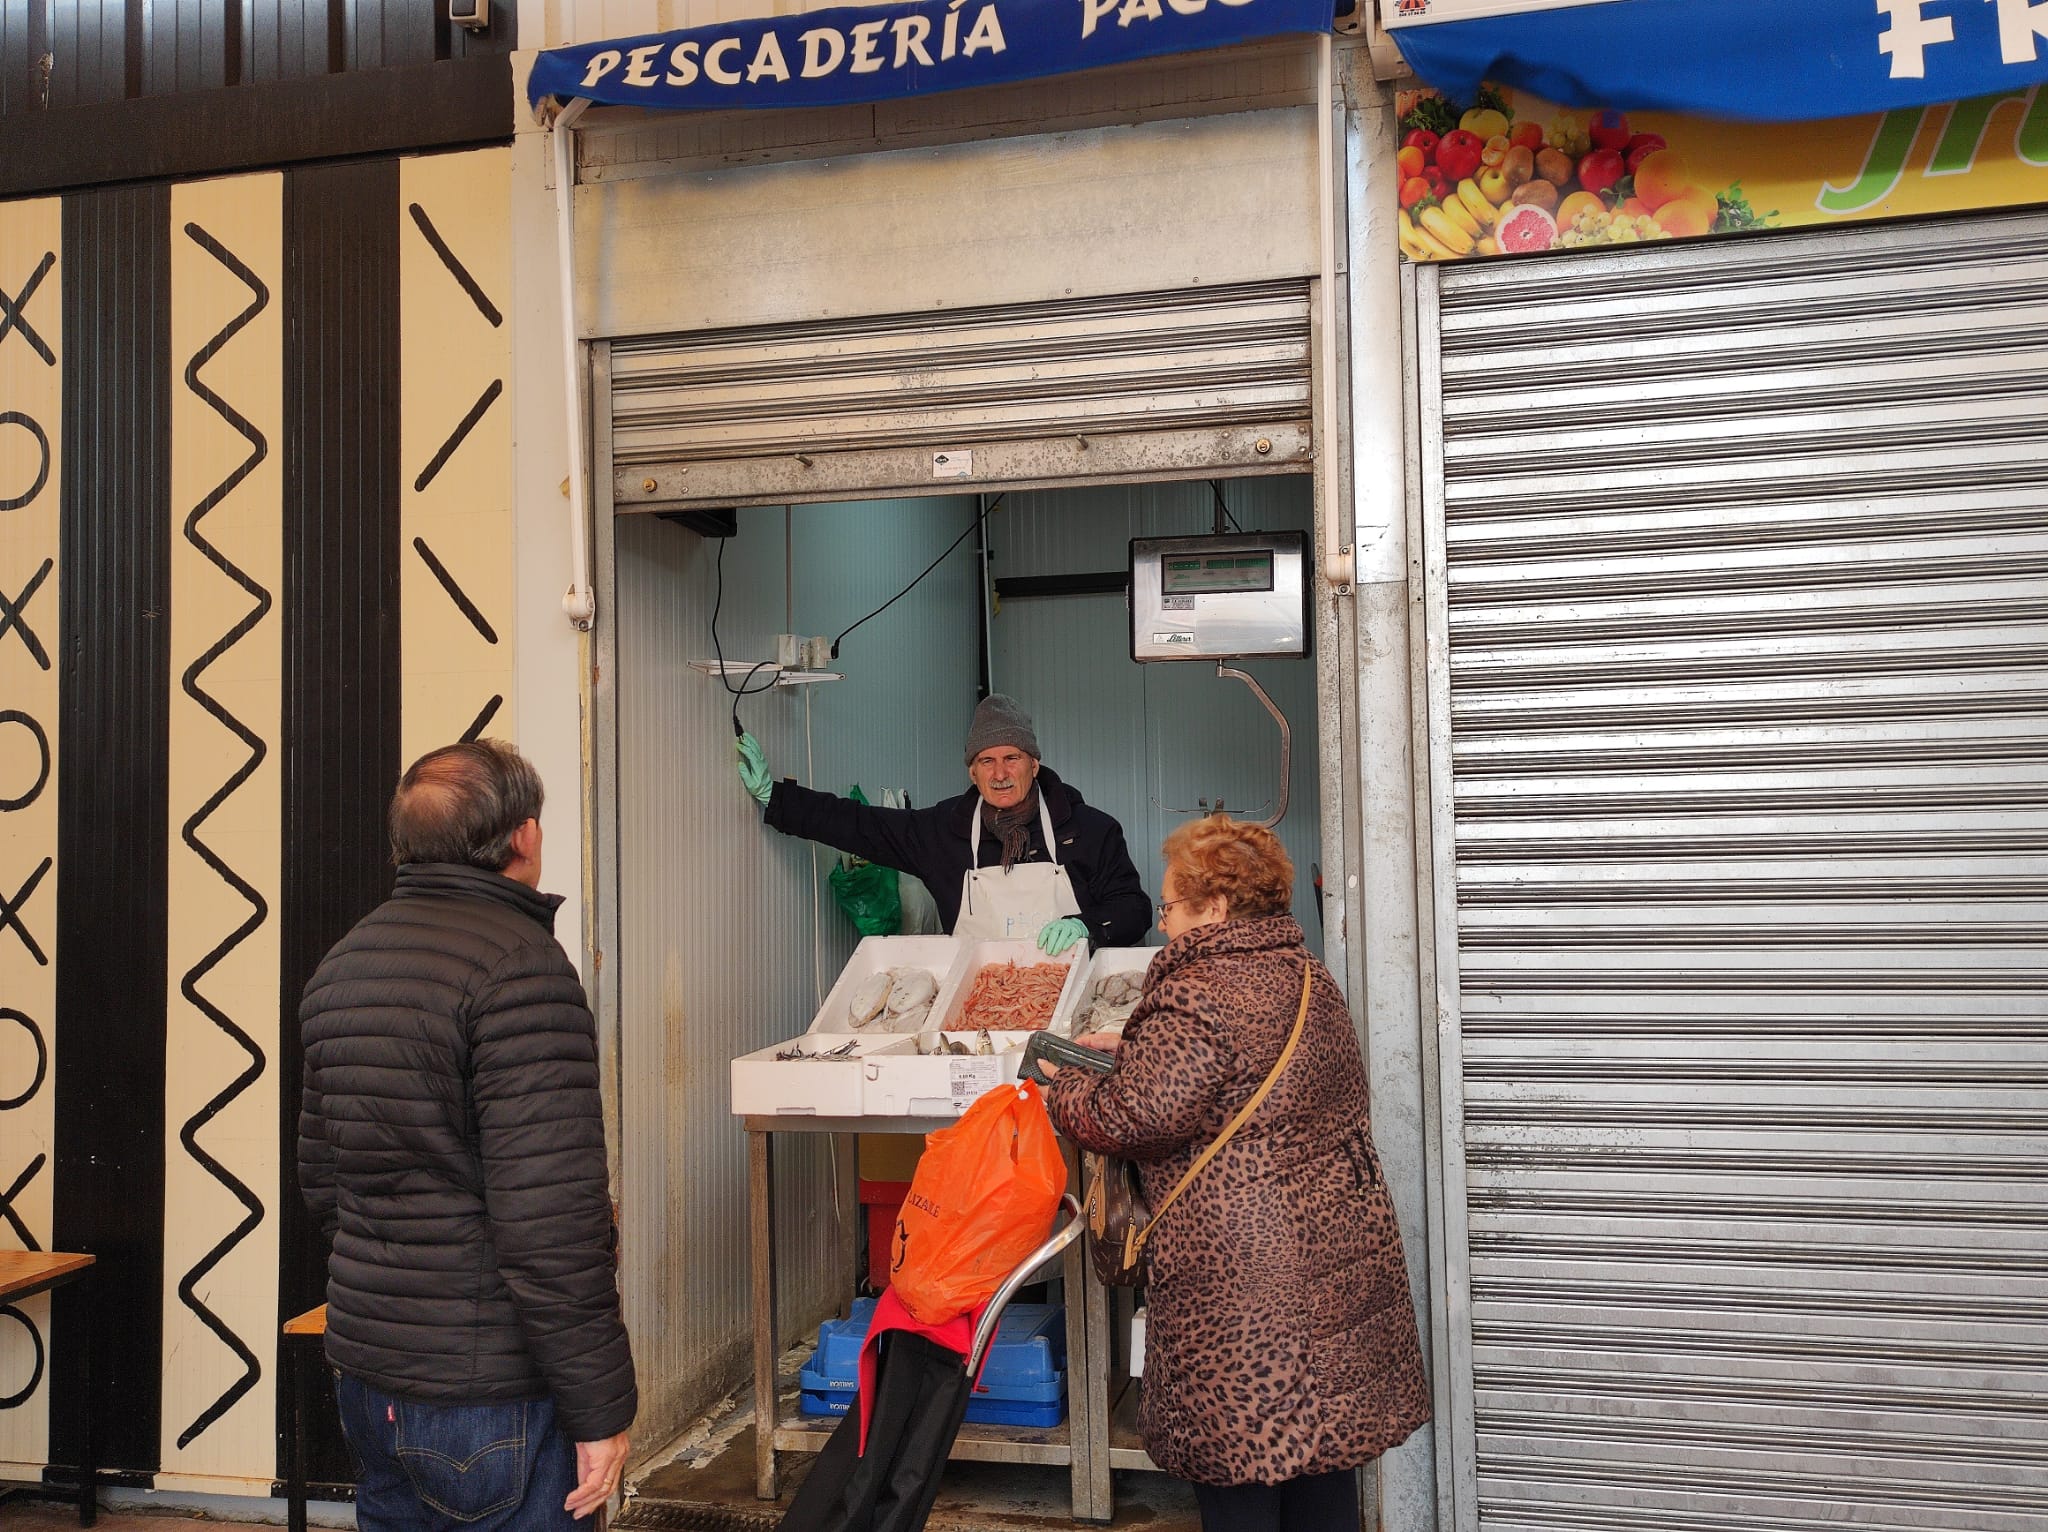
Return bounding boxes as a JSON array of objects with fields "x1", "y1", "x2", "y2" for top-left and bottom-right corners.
[
  {"x1": 469, "y1": 938, "x2": 638, "y2": 1442},
  {"x1": 295, "y1": 1068, "x2": 338, "y2": 1241},
  {"x1": 1044, "y1": 986, "x2": 1231, "y2": 1160}
]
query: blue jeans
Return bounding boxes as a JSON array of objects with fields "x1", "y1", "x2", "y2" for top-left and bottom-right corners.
[{"x1": 335, "y1": 1373, "x2": 581, "y2": 1532}]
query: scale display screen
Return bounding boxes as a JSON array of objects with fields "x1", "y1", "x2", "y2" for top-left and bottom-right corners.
[
  {"x1": 1160, "y1": 551, "x2": 1275, "y2": 597},
  {"x1": 1129, "y1": 532, "x2": 1308, "y2": 662}
]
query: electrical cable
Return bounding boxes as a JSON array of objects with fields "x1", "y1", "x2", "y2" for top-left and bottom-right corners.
[
  {"x1": 712, "y1": 534, "x2": 780, "y2": 737},
  {"x1": 830, "y1": 493, "x2": 1005, "y2": 660},
  {"x1": 1209, "y1": 480, "x2": 1244, "y2": 534},
  {"x1": 806, "y1": 685, "x2": 823, "y2": 1009}
]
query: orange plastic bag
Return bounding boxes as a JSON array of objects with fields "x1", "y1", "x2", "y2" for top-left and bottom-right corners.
[{"x1": 889, "y1": 1080, "x2": 1067, "y2": 1325}]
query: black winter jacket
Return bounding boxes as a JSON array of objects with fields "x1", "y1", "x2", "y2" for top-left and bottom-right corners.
[
  {"x1": 297, "y1": 864, "x2": 636, "y2": 1440},
  {"x1": 763, "y1": 765, "x2": 1152, "y2": 948}
]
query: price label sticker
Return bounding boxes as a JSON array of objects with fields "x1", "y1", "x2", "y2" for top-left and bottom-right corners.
[{"x1": 948, "y1": 1058, "x2": 1000, "y2": 1104}]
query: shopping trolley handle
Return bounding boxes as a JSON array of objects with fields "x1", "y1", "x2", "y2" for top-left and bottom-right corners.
[{"x1": 967, "y1": 1192, "x2": 1083, "y2": 1375}]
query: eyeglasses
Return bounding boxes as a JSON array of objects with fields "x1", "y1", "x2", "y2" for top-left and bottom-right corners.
[{"x1": 1155, "y1": 896, "x2": 1192, "y2": 920}]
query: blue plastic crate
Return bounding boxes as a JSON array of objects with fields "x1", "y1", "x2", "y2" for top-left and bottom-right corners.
[
  {"x1": 798, "y1": 1388, "x2": 1066, "y2": 1428},
  {"x1": 797, "y1": 1300, "x2": 1066, "y2": 1427}
]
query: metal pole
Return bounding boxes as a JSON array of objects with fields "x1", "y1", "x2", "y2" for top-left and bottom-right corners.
[
  {"x1": 551, "y1": 98, "x2": 595, "y2": 629},
  {"x1": 1217, "y1": 662, "x2": 1292, "y2": 829},
  {"x1": 1316, "y1": 32, "x2": 1354, "y2": 591}
]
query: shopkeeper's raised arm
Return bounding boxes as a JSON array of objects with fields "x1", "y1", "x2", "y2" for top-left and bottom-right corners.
[
  {"x1": 755, "y1": 769, "x2": 935, "y2": 876},
  {"x1": 734, "y1": 695, "x2": 1150, "y2": 952}
]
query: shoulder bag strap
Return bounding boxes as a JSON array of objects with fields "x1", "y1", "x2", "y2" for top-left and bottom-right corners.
[{"x1": 1133, "y1": 961, "x2": 1315, "y2": 1254}]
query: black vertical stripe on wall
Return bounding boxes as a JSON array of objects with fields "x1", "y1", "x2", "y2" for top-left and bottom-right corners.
[
  {"x1": 51, "y1": 183, "x2": 174, "y2": 1481},
  {"x1": 275, "y1": 158, "x2": 402, "y2": 1489}
]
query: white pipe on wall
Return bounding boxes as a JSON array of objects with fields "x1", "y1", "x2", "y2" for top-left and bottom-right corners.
[
  {"x1": 551, "y1": 97, "x2": 596, "y2": 630},
  {"x1": 1317, "y1": 32, "x2": 1355, "y2": 591}
]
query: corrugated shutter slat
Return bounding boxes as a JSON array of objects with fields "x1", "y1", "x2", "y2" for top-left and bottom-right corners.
[
  {"x1": 1425, "y1": 211, "x2": 2048, "y2": 1532},
  {"x1": 608, "y1": 282, "x2": 1312, "y2": 508}
]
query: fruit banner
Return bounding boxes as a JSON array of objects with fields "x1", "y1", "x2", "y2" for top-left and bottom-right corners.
[{"x1": 1395, "y1": 81, "x2": 2048, "y2": 260}]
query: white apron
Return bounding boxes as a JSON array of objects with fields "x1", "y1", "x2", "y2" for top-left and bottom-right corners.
[{"x1": 956, "y1": 792, "x2": 1081, "y2": 941}]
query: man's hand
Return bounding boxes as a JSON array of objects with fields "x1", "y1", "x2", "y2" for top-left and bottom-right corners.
[
  {"x1": 567, "y1": 1433, "x2": 632, "y2": 1520},
  {"x1": 1036, "y1": 917, "x2": 1087, "y2": 956},
  {"x1": 736, "y1": 733, "x2": 774, "y2": 806}
]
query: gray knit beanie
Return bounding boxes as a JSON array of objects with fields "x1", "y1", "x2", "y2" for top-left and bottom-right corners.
[{"x1": 964, "y1": 694, "x2": 1039, "y2": 764}]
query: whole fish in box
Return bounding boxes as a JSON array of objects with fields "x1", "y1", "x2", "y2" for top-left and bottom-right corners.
[
  {"x1": 847, "y1": 966, "x2": 939, "y2": 1031},
  {"x1": 1075, "y1": 970, "x2": 1143, "y2": 1035},
  {"x1": 887, "y1": 969, "x2": 937, "y2": 1015},
  {"x1": 847, "y1": 972, "x2": 892, "y2": 1027}
]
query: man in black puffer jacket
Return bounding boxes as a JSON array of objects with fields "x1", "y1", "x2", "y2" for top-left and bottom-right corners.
[{"x1": 298, "y1": 739, "x2": 635, "y2": 1529}]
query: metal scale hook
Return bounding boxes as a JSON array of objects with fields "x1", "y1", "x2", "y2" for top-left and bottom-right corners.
[{"x1": 1152, "y1": 661, "x2": 1292, "y2": 830}]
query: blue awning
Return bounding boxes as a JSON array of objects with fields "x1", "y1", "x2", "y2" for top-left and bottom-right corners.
[
  {"x1": 529, "y1": 0, "x2": 1335, "y2": 114},
  {"x1": 1389, "y1": 0, "x2": 2048, "y2": 122}
]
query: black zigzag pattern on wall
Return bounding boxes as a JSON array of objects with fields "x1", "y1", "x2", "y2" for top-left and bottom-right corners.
[
  {"x1": 406, "y1": 198, "x2": 506, "y2": 749},
  {"x1": 0, "y1": 238, "x2": 56, "y2": 1418},
  {"x1": 170, "y1": 220, "x2": 272, "y2": 1451}
]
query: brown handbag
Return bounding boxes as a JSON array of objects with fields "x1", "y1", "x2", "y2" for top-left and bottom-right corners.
[{"x1": 1083, "y1": 963, "x2": 1314, "y2": 1287}]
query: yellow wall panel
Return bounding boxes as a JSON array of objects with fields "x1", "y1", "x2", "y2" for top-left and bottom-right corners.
[
  {"x1": 0, "y1": 196, "x2": 60, "y2": 1477},
  {"x1": 401, "y1": 148, "x2": 515, "y2": 768},
  {"x1": 158, "y1": 173, "x2": 285, "y2": 1490}
]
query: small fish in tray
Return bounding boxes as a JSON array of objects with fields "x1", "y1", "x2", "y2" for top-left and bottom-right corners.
[
  {"x1": 914, "y1": 1029, "x2": 997, "y2": 1057},
  {"x1": 775, "y1": 1038, "x2": 859, "y2": 1062}
]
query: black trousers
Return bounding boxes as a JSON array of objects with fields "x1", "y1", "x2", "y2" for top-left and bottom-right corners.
[{"x1": 1192, "y1": 1468, "x2": 1362, "y2": 1532}]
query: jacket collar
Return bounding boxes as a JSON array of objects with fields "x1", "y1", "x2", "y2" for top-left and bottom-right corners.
[
  {"x1": 394, "y1": 862, "x2": 565, "y2": 931},
  {"x1": 950, "y1": 764, "x2": 1076, "y2": 834},
  {"x1": 1152, "y1": 914, "x2": 1306, "y2": 977}
]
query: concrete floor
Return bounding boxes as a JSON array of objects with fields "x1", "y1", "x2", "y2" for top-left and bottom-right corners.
[
  {"x1": 621, "y1": 1423, "x2": 1199, "y2": 1532},
  {"x1": 1, "y1": 1504, "x2": 210, "y2": 1531}
]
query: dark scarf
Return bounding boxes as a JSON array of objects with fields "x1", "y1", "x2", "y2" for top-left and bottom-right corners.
[{"x1": 981, "y1": 785, "x2": 1041, "y2": 871}]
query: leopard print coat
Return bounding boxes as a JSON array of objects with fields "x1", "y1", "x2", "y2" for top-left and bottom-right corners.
[{"x1": 1045, "y1": 915, "x2": 1430, "y2": 1486}]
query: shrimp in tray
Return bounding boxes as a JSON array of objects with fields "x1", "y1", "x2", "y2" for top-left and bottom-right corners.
[{"x1": 958, "y1": 959, "x2": 1070, "y2": 1032}]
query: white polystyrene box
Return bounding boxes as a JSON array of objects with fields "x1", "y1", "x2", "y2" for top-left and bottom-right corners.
[
  {"x1": 859, "y1": 1038, "x2": 1030, "y2": 1117},
  {"x1": 730, "y1": 1034, "x2": 918, "y2": 1118},
  {"x1": 1057, "y1": 946, "x2": 1155, "y2": 1036},
  {"x1": 929, "y1": 940, "x2": 1089, "y2": 1036},
  {"x1": 809, "y1": 935, "x2": 968, "y2": 1035}
]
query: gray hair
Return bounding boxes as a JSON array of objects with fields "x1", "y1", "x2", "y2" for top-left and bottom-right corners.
[{"x1": 389, "y1": 739, "x2": 545, "y2": 871}]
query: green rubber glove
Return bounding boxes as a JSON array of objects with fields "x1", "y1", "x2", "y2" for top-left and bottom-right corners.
[
  {"x1": 736, "y1": 732, "x2": 773, "y2": 806},
  {"x1": 1037, "y1": 917, "x2": 1087, "y2": 956}
]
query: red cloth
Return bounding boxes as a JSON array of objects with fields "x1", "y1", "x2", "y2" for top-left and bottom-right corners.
[{"x1": 857, "y1": 1286, "x2": 992, "y2": 1454}]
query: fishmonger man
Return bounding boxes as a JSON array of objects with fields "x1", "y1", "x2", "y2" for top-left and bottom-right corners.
[{"x1": 736, "y1": 694, "x2": 1150, "y2": 953}]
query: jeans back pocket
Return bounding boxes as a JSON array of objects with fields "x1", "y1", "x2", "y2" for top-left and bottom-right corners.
[{"x1": 394, "y1": 1399, "x2": 530, "y2": 1523}]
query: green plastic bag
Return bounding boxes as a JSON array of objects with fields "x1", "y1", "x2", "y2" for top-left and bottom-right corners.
[{"x1": 828, "y1": 787, "x2": 901, "y2": 936}]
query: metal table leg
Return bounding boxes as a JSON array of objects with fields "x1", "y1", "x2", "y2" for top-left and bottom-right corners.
[
  {"x1": 287, "y1": 1338, "x2": 308, "y2": 1532},
  {"x1": 1060, "y1": 1145, "x2": 1094, "y2": 1520},
  {"x1": 749, "y1": 1129, "x2": 779, "y2": 1501},
  {"x1": 833, "y1": 1132, "x2": 859, "y2": 1318},
  {"x1": 1080, "y1": 1210, "x2": 1115, "y2": 1521}
]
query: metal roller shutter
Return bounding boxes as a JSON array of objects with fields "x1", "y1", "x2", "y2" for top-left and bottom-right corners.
[
  {"x1": 608, "y1": 280, "x2": 1312, "y2": 510},
  {"x1": 1415, "y1": 211, "x2": 2048, "y2": 1532}
]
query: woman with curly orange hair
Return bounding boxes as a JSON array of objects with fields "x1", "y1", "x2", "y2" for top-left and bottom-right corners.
[{"x1": 1042, "y1": 817, "x2": 1430, "y2": 1532}]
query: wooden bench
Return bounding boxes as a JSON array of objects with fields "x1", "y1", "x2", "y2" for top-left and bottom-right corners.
[
  {"x1": 281, "y1": 1303, "x2": 328, "y2": 1532},
  {"x1": 0, "y1": 1252, "x2": 97, "y2": 1527}
]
